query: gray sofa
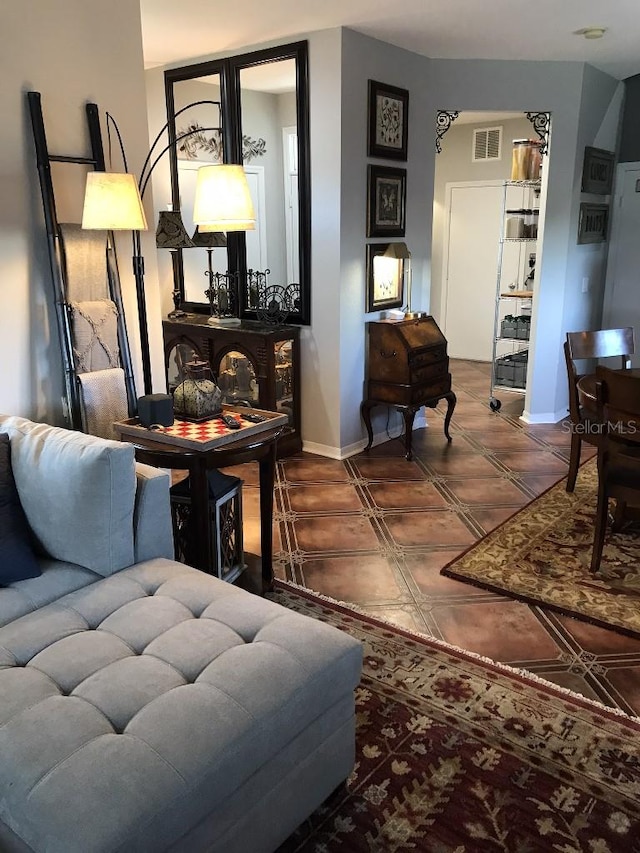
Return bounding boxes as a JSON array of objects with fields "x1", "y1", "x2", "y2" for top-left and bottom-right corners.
[{"x1": 0, "y1": 416, "x2": 362, "y2": 853}]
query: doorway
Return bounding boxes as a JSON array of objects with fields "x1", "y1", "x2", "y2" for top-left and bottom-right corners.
[{"x1": 431, "y1": 110, "x2": 550, "y2": 407}]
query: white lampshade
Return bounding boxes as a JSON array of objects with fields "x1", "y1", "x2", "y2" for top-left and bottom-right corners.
[
  {"x1": 193, "y1": 164, "x2": 255, "y2": 232},
  {"x1": 81, "y1": 172, "x2": 148, "y2": 231}
]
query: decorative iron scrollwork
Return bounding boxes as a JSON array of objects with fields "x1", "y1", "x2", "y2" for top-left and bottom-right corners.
[
  {"x1": 525, "y1": 112, "x2": 551, "y2": 156},
  {"x1": 248, "y1": 270, "x2": 300, "y2": 325},
  {"x1": 435, "y1": 110, "x2": 460, "y2": 154},
  {"x1": 204, "y1": 270, "x2": 238, "y2": 321}
]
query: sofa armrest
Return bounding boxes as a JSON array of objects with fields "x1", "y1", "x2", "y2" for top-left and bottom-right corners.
[{"x1": 134, "y1": 463, "x2": 175, "y2": 562}]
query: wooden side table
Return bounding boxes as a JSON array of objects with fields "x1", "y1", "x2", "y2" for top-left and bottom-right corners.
[{"x1": 114, "y1": 423, "x2": 283, "y2": 592}]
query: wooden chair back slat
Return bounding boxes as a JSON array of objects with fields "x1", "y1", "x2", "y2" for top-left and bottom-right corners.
[{"x1": 566, "y1": 328, "x2": 634, "y2": 365}]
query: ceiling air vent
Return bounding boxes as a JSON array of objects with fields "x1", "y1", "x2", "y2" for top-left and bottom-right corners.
[{"x1": 472, "y1": 126, "x2": 502, "y2": 162}]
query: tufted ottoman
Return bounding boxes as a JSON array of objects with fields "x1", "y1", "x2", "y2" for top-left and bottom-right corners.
[{"x1": 0, "y1": 559, "x2": 362, "y2": 853}]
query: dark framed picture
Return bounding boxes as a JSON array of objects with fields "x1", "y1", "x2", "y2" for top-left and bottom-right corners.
[
  {"x1": 366, "y1": 243, "x2": 404, "y2": 312},
  {"x1": 366, "y1": 164, "x2": 406, "y2": 238},
  {"x1": 581, "y1": 146, "x2": 614, "y2": 195},
  {"x1": 577, "y1": 202, "x2": 609, "y2": 244},
  {"x1": 368, "y1": 80, "x2": 409, "y2": 161}
]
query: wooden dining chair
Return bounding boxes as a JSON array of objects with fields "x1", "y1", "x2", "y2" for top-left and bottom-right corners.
[
  {"x1": 564, "y1": 328, "x2": 635, "y2": 492},
  {"x1": 590, "y1": 365, "x2": 640, "y2": 573}
]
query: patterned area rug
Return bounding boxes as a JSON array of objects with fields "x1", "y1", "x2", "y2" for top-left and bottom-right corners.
[
  {"x1": 442, "y1": 459, "x2": 640, "y2": 638},
  {"x1": 272, "y1": 582, "x2": 640, "y2": 852}
]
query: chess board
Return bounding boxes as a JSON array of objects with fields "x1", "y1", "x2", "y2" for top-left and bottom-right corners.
[{"x1": 114, "y1": 406, "x2": 288, "y2": 451}]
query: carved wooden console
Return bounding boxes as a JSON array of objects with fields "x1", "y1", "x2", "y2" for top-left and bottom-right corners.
[{"x1": 163, "y1": 315, "x2": 302, "y2": 456}]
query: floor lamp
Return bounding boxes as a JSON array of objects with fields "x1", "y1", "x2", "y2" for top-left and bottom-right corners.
[
  {"x1": 81, "y1": 104, "x2": 233, "y2": 396},
  {"x1": 83, "y1": 162, "x2": 255, "y2": 397}
]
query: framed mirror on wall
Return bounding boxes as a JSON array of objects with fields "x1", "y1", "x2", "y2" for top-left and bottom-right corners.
[{"x1": 164, "y1": 40, "x2": 311, "y2": 324}]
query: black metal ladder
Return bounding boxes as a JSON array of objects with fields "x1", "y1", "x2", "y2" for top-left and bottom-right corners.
[{"x1": 27, "y1": 91, "x2": 137, "y2": 429}]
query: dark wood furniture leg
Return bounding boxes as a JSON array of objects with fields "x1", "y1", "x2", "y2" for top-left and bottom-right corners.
[
  {"x1": 258, "y1": 442, "x2": 277, "y2": 592},
  {"x1": 566, "y1": 432, "x2": 581, "y2": 493},
  {"x1": 443, "y1": 391, "x2": 456, "y2": 441},
  {"x1": 360, "y1": 400, "x2": 375, "y2": 452},
  {"x1": 189, "y1": 460, "x2": 212, "y2": 573},
  {"x1": 401, "y1": 406, "x2": 418, "y2": 461}
]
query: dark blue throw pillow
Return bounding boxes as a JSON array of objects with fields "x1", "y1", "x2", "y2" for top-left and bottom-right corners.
[{"x1": 0, "y1": 433, "x2": 41, "y2": 584}]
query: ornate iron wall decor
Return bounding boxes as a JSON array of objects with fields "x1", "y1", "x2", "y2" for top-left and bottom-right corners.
[
  {"x1": 177, "y1": 121, "x2": 267, "y2": 163},
  {"x1": 247, "y1": 270, "x2": 301, "y2": 325},
  {"x1": 525, "y1": 112, "x2": 551, "y2": 156},
  {"x1": 435, "y1": 110, "x2": 459, "y2": 154}
]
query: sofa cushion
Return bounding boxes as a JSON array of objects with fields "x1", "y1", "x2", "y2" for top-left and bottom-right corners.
[
  {"x1": 0, "y1": 559, "x2": 103, "y2": 628},
  {"x1": 0, "y1": 559, "x2": 362, "y2": 853},
  {"x1": 0, "y1": 416, "x2": 136, "y2": 576},
  {"x1": 0, "y1": 434, "x2": 41, "y2": 584}
]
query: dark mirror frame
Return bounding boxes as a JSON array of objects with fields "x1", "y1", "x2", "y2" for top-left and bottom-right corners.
[{"x1": 164, "y1": 40, "x2": 311, "y2": 325}]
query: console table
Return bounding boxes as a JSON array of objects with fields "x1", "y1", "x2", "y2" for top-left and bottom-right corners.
[
  {"x1": 361, "y1": 316, "x2": 456, "y2": 460},
  {"x1": 163, "y1": 315, "x2": 302, "y2": 456}
]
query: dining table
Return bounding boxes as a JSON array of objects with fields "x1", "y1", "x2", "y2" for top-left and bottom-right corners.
[{"x1": 577, "y1": 367, "x2": 640, "y2": 415}]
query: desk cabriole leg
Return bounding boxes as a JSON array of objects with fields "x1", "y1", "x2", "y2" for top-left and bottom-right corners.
[
  {"x1": 401, "y1": 407, "x2": 418, "y2": 460},
  {"x1": 360, "y1": 400, "x2": 375, "y2": 452},
  {"x1": 443, "y1": 392, "x2": 457, "y2": 442}
]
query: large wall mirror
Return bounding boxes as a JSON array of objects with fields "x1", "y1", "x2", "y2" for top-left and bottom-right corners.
[{"x1": 164, "y1": 41, "x2": 311, "y2": 324}]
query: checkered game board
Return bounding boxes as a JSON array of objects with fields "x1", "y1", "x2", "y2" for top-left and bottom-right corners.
[
  {"x1": 163, "y1": 416, "x2": 252, "y2": 444},
  {"x1": 114, "y1": 407, "x2": 288, "y2": 452}
]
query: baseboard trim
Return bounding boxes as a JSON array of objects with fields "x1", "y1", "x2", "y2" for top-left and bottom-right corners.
[
  {"x1": 302, "y1": 414, "x2": 427, "y2": 460},
  {"x1": 520, "y1": 408, "x2": 568, "y2": 425}
]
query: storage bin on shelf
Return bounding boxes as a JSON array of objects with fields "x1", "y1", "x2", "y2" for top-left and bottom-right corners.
[
  {"x1": 500, "y1": 315, "x2": 531, "y2": 340},
  {"x1": 494, "y1": 350, "x2": 528, "y2": 389}
]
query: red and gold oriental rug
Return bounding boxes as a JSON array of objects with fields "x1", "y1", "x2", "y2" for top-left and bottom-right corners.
[
  {"x1": 442, "y1": 459, "x2": 640, "y2": 638},
  {"x1": 272, "y1": 582, "x2": 640, "y2": 852}
]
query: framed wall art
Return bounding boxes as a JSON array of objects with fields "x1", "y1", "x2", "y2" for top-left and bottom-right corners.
[
  {"x1": 367, "y1": 80, "x2": 409, "y2": 161},
  {"x1": 581, "y1": 146, "x2": 614, "y2": 195},
  {"x1": 366, "y1": 164, "x2": 406, "y2": 238},
  {"x1": 577, "y1": 202, "x2": 609, "y2": 244},
  {"x1": 366, "y1": 243, "x2": 404, "y2": 312}
]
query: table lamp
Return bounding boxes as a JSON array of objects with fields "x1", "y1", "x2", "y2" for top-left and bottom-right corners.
[
  {"x1": 155, "y1": 210, "x2": 195, "y2": 319},
  {"x1": 190, "y1": 226, "x2": 236, "y2": 325},
  {"x1": 383, "y1": 242, "x2": 426, "y2": 320}
]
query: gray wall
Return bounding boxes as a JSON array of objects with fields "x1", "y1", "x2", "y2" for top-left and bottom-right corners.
[
  {"x1": 338, "y1": 29, "x2": 435, "y2": 450},
  {"x1": 1, "y1": 0, "x2": 160, "y2": 422}
]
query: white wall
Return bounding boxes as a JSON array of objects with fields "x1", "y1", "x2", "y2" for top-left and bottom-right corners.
[{"x1": 1, "y1": 0, "x2": 162, "y2": 424}]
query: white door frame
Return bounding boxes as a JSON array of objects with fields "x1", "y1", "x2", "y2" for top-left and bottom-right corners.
[{"x1": 439, "y1": 179, "x2": 504, "y2": 338}]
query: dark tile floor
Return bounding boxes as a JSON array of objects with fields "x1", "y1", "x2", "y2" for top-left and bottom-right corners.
[{"x1": 237, "y1": 360, "x2": 640, "y2": 717}]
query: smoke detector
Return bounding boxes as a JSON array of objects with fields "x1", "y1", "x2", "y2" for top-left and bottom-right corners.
[{"x1": 575, "y1": 26, "x2": 607, "y2": 39}]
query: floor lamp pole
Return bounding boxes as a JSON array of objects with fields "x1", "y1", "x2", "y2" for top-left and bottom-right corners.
[{"x1": 132, "y1": 229, "x2": 152, "y2": 395}]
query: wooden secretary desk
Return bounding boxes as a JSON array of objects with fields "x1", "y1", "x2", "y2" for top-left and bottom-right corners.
[
  {"x1": 361, "y1": 316, "x2": 456, "y2": 460},
  {"x1": 163, "y1": 315, "x2": 302, "y2": 457}
]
